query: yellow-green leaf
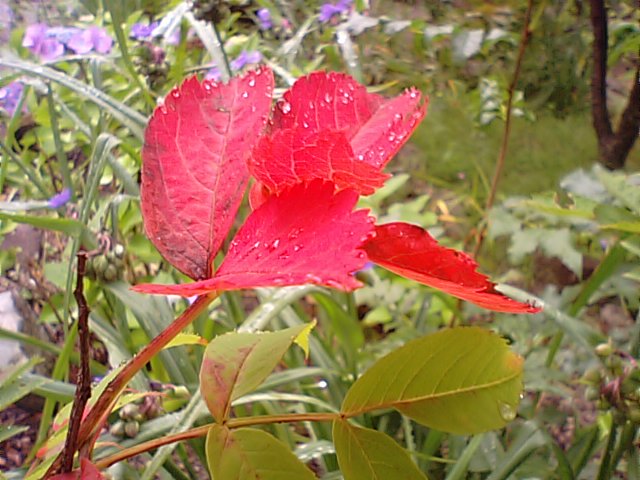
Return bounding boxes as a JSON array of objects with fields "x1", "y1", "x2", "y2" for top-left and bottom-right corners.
[
  {"x1": 164, "y1": 332, "x2": 208, "y2": 349},
  {"x1": 206, "y1": 425, "x2": 316, "y2": 480},
  {"x1": 200, "y1": 323, "x2": 314, "y2": 423},
  {"x1": 333, "y1": 419, "x2": 427, "y2": 480},
  {"x1": 341, "y1": 327, "x2": 523, "y2": 434}
]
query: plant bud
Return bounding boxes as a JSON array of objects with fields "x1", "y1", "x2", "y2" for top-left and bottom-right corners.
[
  {"x1": 120, "y1": 403, "x2": 140, "y2": 420},
  {"x1": 582, "y1": 368, "x2": 602, "y2": 386},
  {"x1": 595, "y1": 343, "x2": 613, "y2": 357},
  {"x1": 103, "y1": 264, "x2": 119, "y2": 282},
  {"x1": 113, "y1": 244, "x2": 125, "y2": 258},
  {"x1": 110, "y1": 420, "x2": 125, "y2": 437},
  {"x1": 93, "y1": 255, "x2": 109, "y2": 275},
  {"x1": 124, "y1": 420, "x2": 140, "y2": 438}
]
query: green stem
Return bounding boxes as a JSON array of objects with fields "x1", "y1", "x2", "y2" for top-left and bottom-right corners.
[
  {"x1": 609, "y1": 421, "x2": 637, "y2": 474},
  {"x1": 472, "y1": 0, "x2": 534, "y2": 258},
  {"x1": 95, "y1": 412, "x2": 340, "y2": 469},
  {"x1": 596, "y1": 423, "x2": 618, "y2": 480},
  {"x1": 46, "y1": 84, "x2": 73, "y2": 198}
]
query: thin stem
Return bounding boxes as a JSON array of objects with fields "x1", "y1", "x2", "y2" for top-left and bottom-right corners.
[
  {"x1": 609, "y1": 421, "x2": 637, "y2": 474},
  {"x1": 472, "y1": 0, "x2": 534, "y2": 258},
  {"x1": 45, "y1": 293, "x2": 216, "y2": 476},
  {"x1": 596, "y1": 423, "x2": 618, "y2": 480},
  {"x1": 94, "y1": 412, "x2": 340, "y2": 469},
  {"x1": 58, "y1": 251, "x2": 92, "y2": 474},
  {"x1": 46, "y1": 83, "x2": 73, "y2": 198}
]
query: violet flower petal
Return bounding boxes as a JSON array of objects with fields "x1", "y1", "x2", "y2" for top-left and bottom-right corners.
[
  {"x1": 257, "y1": 8, "x2": 272, "y2": 30},
  {"x1": 47, "y1": 188, "x2": 72, "y2": 209}
]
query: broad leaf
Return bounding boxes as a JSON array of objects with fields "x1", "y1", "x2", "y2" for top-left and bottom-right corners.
[
  {"x1": 271, "y1": 71, "x2": 426, "y2": 169},
  {"x1": 333, "y1": 420, "x2": 427, "y2": 480},
  {"x1": 341, "y1": 326, "x2": 524, "y2": 434},
  {"x1": 206, "y1": 425, "x2": 316, "y2": 480},
  {"x1": 364, "y1": 223, "x2": 540, "y2": 313},
  {"x1": 249, "y1": 128, "x2": 388, "y2": 198},
  {"x1": 141, "y1": 67, "x2": 274, "y2": 279},
  {"x1": 200, "y1": 323, "x2": 314, "y2": 422},
  {"x1": 133, "y1": 181, "x2": 374, "y2": 296}
]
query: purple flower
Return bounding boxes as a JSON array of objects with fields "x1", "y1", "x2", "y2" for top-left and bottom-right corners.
[
  {"x1": 257, "y1": 8, "x2": 272, "y2": 30},
  {"x1": 0, "y1": 82, "x2": 24, "y2": 117},
  {"x1": 319, "y1": 0, "x2": 352, "y2": 23},
  {"x1": 22, "y1": 23, "x2": 64, "y2": 61},
  {"x1": 131, "y1": 21, "x2": 159, "y2": 40},
  {"x1": 230, "y1": 50, "x2": 262, "y2": 71},
  {"x1": 205, "y1": 67, "x2": 222, "y2": 81},
  {"x1": 67, "y1": 26, "x2": 113, "y2": 54},
  {"x1": 47, "y1": 188, "x2": 72, "y2": 209}
]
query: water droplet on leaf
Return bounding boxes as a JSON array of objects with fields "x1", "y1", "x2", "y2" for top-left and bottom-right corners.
[{"x1": 498, "y1": 402, "x2": 517, "y2": 421}]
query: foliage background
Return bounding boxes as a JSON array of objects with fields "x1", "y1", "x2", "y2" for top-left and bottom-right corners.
[{"x1": 0, "y1": 0, "x2": 639, "y2": 478}]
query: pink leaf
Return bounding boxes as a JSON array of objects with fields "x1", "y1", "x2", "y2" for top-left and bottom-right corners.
[
  {"x1": 363, "y1": 223, "x2": 541, "y2": 313},
  {"x1": 249, "y1": 128, "x2": 389, "y2": 197},
  {"x1": 141, "y1": 67, "x2": 274, "y2": 279},
  {"x1": 133, "y1": 181, "x2": 375, "y2": 295},
  {"x1": 271, "y1": 71, "x2": 426, "y2": 169}
]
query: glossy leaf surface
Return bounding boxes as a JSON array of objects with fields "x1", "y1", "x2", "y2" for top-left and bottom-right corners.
[
  {"x1": 200, "y1": 323, "x2": 314, "y2": 422},
  {"x1": 333, "y1": 420, "x2": 427, "y2": 480},
  {"x1": 364, "y1": 222, "x2": 540, "y2": 313},
  {"x1": 271, "y1": 71, "x2": 426, "y2": 169},
  {"x1": 249, "y1": 128, "x2": 388, "y2": 196},
  {"x1": 133, "y1": 181, "x2": 374, "y2": 296},
  {"x1": 206, "y1": 425, "x2": 315, "y2": 480},
  {"x1": 141, "y1": 67, "x2": 274, "y2": 279},
  {"x1": 342, "y1": 327, "x2": 524, "y2": 434}
]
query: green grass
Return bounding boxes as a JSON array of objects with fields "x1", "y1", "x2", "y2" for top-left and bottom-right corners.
[{"x1": 404, "y1": 95, "x2": 640, "y2": 198}]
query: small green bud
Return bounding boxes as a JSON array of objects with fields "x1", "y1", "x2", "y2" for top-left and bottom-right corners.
[
  {"x1": 103, "y1": 264, "x2": 118, "y2": 282},
  {"x1": 110, "y1": 421, "x2": 125, "y2": 437},
  {"x1": 93, "y1": 255, "x2": 109, "y2": 275},
  {"x1": 120, "y1": 403, "x2": 140, "y2": 420},
  {"x1": 595, "y1": 343, "x2": 613, "y2": 357},
  {"x1": 582, "y1": 367, "x2": 602, "y2": 386},
  {"x1": 124, "y1": 420, "x2": 140, "y2": 438}
]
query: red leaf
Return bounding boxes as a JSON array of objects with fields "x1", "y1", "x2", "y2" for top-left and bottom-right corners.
[
  {"x1": 141, "y1": 67, "x2": 274, "y2": 279},
  {"x1": 133, "y1": 181, "x2": 374, "y2": 295},
  {"x1": 49, "y1": 459, "x2": 105, "y2": 480},
  {"x1": 249, "y1": 128, "x2": 389, "y2": 197},
  {"x1": 363, "y1": 223, "x2": 541, "y2": 313},
  {"x1": 271, "y1": 71, "x2": 426, "y2": 169}
]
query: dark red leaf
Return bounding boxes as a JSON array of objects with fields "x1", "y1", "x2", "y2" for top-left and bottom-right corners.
[
  {"x1": 249, "y1": 128, "x2": 389, "y2": 197},
  {"x1": 271, "y1": 71, "x2": 426, "y2": 169},
  {"x1": 363, "y1": 223, "x2": 541, "y2": 313},
  {"x1": 133, "y1": 181, "x2": 375, "y2": 295},
  {"x1": 141, "y1": 67, "x2": 274, "y2": 279}
]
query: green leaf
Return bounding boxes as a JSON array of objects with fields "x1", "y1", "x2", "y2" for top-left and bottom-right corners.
[
  {"x1": 0, "y1": 357, "x2": 46, "y2": 410},
  {"x1": 0, "y1": 212, "x2": 86, "y2": 238},
  {"x1": 200, "y1": 322, "x2": 315, "y2": 422},
  {"x1": 341, "y1": 327, "x2": 524, "y2": 434},
  {"x1": 333, "y1": 419, "x2": 427, "y2": 480},
  {"x1": 0, "y1": 59, "x2": 147, "y2": 139},
  {"x1": 0, "y1": 424, "x2": 29, "y2": 444},
  {"x1": 205, "y1": 425, "x2": 316, "y2": 480}
]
